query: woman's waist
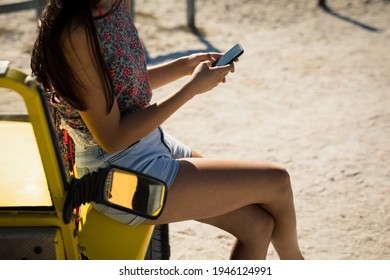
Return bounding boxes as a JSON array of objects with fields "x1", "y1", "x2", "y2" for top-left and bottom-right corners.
[{"x1": 75, "y1": 127, "x2": 163, "y2": 157}]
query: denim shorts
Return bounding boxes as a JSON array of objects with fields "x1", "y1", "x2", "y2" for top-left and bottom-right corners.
[{"x1": 75, "y1": 127, "x2": 191, "y2": 226}]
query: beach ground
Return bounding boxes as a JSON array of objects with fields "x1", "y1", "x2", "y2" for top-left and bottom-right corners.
[{"x1": 0, "y1": 0, "x2": 389, "y2": 259}]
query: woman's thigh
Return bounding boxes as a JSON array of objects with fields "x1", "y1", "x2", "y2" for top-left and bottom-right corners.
[{"x1": 144, "y1": 157, "x2": 290, "y2": 225}]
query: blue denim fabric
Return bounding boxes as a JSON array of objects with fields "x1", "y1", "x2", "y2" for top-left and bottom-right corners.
[{"x1": 75, "y1": 127, "x2": 191, "y2": 226}]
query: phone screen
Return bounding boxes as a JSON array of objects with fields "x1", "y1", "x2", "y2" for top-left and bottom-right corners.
[{"x1": 214, "y1": 44, "x2": 244, "y2": 66}]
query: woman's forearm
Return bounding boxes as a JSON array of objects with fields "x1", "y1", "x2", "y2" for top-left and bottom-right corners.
[
  {"x1": 81, "y1": 60, "x2": 233, "y2": 154},
  {"x1": 83, "y1": 84, "x2": 195, "y2": 154},
  {"x1": 147, "y1": 53, "x2": 221, "y2": 90},
  {"x1": 147, "y1": 57, "x2": 189, "y2": 90}
]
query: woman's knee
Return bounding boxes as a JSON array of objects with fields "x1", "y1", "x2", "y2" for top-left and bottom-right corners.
[
  {"x1": 256, "y1": 165, "x2": 293, "y2": 201},
  {"x1": 243, "y1": 209, "x2": 274, "y2": 247},
  {"x1": 256, "y1": 208, "x2": 275, "y2": 235},
  {"x1": 239, "y1": 206, "x2": 275, "y2": 241}
]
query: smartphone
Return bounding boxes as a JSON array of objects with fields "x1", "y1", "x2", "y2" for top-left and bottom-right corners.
[{"x1": 213, "y1": 43, "x2": 244, "y2": 67}]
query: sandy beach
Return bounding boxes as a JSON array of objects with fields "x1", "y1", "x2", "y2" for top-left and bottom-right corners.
[{"x1": 0, "y1": 0, "x2": 389, "y2": 260}]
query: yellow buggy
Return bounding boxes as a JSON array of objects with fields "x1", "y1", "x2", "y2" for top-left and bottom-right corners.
[{"x1": 0, "y1": 61, "x2": 170, "y2": 260}]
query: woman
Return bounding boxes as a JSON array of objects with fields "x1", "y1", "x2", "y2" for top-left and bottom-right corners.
[{"x1": 31, "y1": 0, "x2": 304, "y2": 260}]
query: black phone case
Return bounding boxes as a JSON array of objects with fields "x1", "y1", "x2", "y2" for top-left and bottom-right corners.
[{"x1": 213, "y1": 44, "x2": 244, "y2": 66}]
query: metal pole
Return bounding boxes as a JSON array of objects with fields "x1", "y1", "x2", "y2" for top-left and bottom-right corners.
[
  {"x1": 0, "y1": 1, "x2": 34, "y2": 14},
  {"x1": 35, "y1": 0, "x2": 46, "y2": 17},
  {"x1": 130, "y1": 0, "x2": 135, "y2": 20},
  {"x1": 187, "y1": 0, "x2": 195, "y2": 29}
]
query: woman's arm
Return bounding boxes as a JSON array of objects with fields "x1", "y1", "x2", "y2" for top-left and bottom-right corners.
[
  {"x1": 63, "y1": 24, "x2": 234, "y2": 154},
  {"x1": 147, "y1": 57, "x2": 188, "y2": 90},
  {"x1": 147, "y1": 53, "x2": 220, "y2": 90}
]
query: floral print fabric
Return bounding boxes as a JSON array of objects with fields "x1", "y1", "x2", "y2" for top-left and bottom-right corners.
[
  {"x1": 45, "y1": 0, "x2": 152, "y2": 179},
  {"x1": 95, "y1": 0, "x2": 152, "y2": 116}
]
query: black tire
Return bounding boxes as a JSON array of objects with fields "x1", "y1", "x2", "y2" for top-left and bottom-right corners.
[{"x1": 144, "y1": 224, "x2": 170, "y2": 260}]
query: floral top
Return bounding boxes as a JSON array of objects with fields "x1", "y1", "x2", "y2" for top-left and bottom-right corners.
[{"x1": 52, "y1": 0, "x2": 151, "y2": 150}]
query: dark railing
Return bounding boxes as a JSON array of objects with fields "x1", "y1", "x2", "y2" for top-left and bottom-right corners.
[
  {"x1": 0, "y1": 0, "x2": 45, "y2": 16},
  {"x1": 0, "y1": 0, "x2": 196, "y2": 28}
]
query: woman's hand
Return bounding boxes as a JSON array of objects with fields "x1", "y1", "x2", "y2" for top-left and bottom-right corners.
[
  {"x1": 185, "y1": 52, "x2": 223, "y2": 75},
  {"x1": 181, "y1": 59, "x2": 235, "y2": 97},
  {"x1": 148, "y1": 52, "x2": 232, "y2": 90}
]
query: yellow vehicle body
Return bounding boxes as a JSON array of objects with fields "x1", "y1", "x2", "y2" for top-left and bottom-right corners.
[{"x1": 0, "y1": 62, "x2": 155, "y2": 260}]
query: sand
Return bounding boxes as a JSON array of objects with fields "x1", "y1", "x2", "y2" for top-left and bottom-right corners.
[{"x1": 0, "y1": 0, "x2": 389, "y2": 260}]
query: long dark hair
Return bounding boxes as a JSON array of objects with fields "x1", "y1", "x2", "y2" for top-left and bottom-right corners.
[{"x1": 31, "y1": 0, "x2": 114, "y2": 113}]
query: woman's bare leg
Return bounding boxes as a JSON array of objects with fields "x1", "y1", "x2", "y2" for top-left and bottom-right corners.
[
  {"x1": 145, "y1": 158, "x2": 304, "y2": 260},
  {"x1": 197, "y1": 205, "x2": 274, "y2": 259},
  {"x1": 193, "y1": 150, "x2": 275, "y2": 260}
]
